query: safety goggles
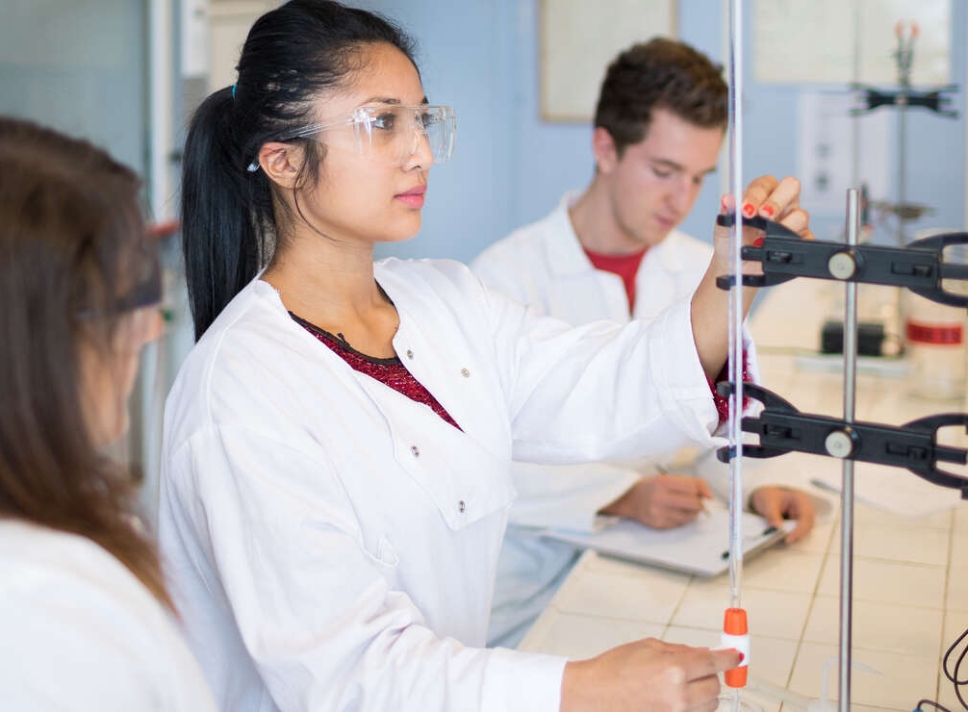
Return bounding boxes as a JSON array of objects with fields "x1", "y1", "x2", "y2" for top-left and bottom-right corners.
[
  {"x1": 277, "y1": 103, "x2": 457, "y2": 169},
  {"x1": 112, "y1": 255, "x2": 162, "y2": 314},
  {"x1": 74, "y1": 256, "x2": 164, "y2": 354},
  {"x1": 76, "y1": 244, "x2": 162, "y2": 321}
]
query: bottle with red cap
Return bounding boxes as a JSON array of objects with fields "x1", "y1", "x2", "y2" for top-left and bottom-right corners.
[{"x1": 903, "y1": 232, "x2": 968, "y2": 401}]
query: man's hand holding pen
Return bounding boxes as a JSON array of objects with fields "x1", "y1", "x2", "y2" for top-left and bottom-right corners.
[
  {"x1": 599, "y1": 466, "x2": 816, "y2": 542},
  {"x1": 599, "y1": 467, "x2": 714, "y2": 529}
]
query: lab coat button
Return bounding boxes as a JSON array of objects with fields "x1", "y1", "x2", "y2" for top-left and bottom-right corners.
[
  {"x1": 458, "y1": 500, "x2": 466, "y2": 513},
  {"x1": 410, "y1": 445, "x2": 420, "y2": 457},
  {"x1": 461, "y1": 368, "x2": 470, "y2": 378},
  {"x1": 406, "y1": 349, "x2": 414, "y2": 359}
]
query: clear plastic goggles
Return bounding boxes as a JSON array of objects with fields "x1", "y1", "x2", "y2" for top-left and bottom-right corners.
[{"x1": 284, "y1": 104, "x2": 456, "y2": 168}]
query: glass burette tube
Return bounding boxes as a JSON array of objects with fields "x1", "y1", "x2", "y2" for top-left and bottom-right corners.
[
  {"x1": 726, "y1": 0, "x2": 745, "y2": 621},
  {"x1": 726, "y1": 1, "x2": 747, "y2": 708}
]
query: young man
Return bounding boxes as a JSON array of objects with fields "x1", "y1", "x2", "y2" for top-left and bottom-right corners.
[{"x1": 472, "y1": 38, "x2": 819, "y2": 648}]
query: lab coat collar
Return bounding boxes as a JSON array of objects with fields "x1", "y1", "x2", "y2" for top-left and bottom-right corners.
[
  {"x1": 544, "y1": 191, "x2": 692, "y2": 278},
  {"x1": 543, "y1": 192, "x2": 596, "y2": 277}
]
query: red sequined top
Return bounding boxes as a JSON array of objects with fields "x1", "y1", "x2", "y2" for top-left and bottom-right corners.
[
  {"x1": 292, "y1": 313, "x2": 463, "y2": 431},
  {"x1": 709, "y1": 354, "x2": 752, "y2": 425}
]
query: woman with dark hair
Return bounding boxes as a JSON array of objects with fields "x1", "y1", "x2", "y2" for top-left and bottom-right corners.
[
  {"x1": 161, "y1": 1, "x2": 810, "y2": 710},
  {"x1": 0, "y1": 117, "x2": 216, "y2": 711}
]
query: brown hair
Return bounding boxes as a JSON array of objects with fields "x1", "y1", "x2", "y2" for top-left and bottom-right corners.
[
  {"x1": 594, "y1": 37, "x2": 728, "y2": 156},
  {"x1": 0, "y1": 117, "x2": 172, "y2": 610}
]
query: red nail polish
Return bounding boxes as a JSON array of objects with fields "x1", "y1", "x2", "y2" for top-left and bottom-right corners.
[
  {"x1": 742, "y1": 203, "x2": 755, "y2": 218},
  {"x1": 761, "y1": 205, "x2": 774, "y2": 218},
  {"x1": 753, "y1": 236, "x2": 765, "y2": 247},
  {"x1": 738, "y1": 652, "x2": 745, "y2": 663}
]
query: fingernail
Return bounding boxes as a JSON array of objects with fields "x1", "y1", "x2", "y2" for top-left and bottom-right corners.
[
  {"x1": 742, "y1": 203, "x2": 755, "y2": 218},
  {"x1": 753, "y1": 236, "x2": 765, "y2": 247},
  {"x1": 760, "y1": 205, "x2": 774, "y2": 218},
  {"x1": 721, "y1": 196, "x2": 729, "y2": 212},
  {"x1": 738, "y1": 652, "x2": 745, "y2": 663}
]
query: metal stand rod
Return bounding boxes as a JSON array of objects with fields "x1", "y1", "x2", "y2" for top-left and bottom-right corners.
[
  {"x1": 838, "y1": 189, "x2": 861, "y2": 712},
  {"x1": 895, "y1": 38, "x2": 911, "y2": 350},
  {"x1": 898, "y1": 95, "x2": 908, "y2": 247}
]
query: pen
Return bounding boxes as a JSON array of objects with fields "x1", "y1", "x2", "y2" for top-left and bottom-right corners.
[
  {"x1": 655, "y1": 463, "x2": 710, "y2": 517},
  {"x1": 721, "y1": 527, "x2": 779, "y2": 559}
]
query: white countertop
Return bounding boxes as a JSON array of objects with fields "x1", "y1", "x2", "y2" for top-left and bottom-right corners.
[{"x1": 517, "y1": 279, "x2": 968, "y2": 711}]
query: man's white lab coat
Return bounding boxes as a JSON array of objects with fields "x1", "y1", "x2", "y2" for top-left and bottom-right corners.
[
  {"x1": 471, "y1": 192, "x2": 765, "y2": 647},
  {"x1": 159, "y1": 257, "x2": 721, "y2": 712}
]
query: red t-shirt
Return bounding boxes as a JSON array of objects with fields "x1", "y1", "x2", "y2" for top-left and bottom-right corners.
[{"x1": 583, "y1": 247, "x2": 648, "y2": 314}]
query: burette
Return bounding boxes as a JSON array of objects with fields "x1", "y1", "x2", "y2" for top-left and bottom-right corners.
[{"x1": 722, "y1": 0, "x2": 751, "y2": 703}]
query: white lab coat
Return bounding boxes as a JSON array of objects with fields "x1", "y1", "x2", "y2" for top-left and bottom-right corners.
[
  {"x1": 471, "y1": 192, "x2": 767, "y2": 646},
  {"x1": 159, "y1": 257, "x2": 722, "y2": 712},
  {"x1": 0, "y1": 519, "x2": 217, "y2": 712}
]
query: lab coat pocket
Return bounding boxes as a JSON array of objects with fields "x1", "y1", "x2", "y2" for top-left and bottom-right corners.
[
  {"x1": 396, "y1": 423, "x2": 517, "y2": 532},
  {"x1": 354, "y1": 374, "x2": 517, "y2": 532}
]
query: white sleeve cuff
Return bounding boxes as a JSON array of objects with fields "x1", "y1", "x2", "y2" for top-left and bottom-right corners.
[
  {"x1": 648, "y1": 300, "x2": 720, "y2": 443},
  {"x1": 481, "y1": 647, "x2": 567, "y2": 712}
]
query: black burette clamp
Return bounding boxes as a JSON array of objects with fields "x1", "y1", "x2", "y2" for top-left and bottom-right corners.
[
  {"x1": 713, "y1": 213, "x2": 968, "y2": 308},
  {"x1": 715, "y1": 382, "x2": 968, "y2": 498}
]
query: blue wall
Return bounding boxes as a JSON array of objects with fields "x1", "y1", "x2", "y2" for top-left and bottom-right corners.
[
  {"x1": 0, "y1": 0, "x2": 148, "y2": 181},
  {"x1": 347, "y1": 1, "x2": 966, "y2": 262}
]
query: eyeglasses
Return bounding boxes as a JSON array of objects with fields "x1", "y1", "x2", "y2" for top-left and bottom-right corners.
[{"x1": 262, "y1": 104, "x2": 457, "y2": 170}]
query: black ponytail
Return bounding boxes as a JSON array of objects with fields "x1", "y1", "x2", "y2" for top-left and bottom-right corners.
[
  {"x1": 181, "y1": 87, "x2": 268, "y2": 341},
  {"x1": 180, "y1": 0, "x2": 417, "y2": 340}
]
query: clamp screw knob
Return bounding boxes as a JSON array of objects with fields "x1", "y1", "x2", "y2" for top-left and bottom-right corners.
[
  {"x1": 825, "y1": 429, "x2": 857, "y2": 458},
  {"x1": 828, "y1": 251, "x2": 858, "y2": 280}
]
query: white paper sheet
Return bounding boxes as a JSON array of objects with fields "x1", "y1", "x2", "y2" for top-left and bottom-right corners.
[{"x1": 538, "y1": 504, "x2": 795, "y2": 577}]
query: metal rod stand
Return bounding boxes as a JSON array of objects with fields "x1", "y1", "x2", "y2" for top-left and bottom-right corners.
[{"x1": 838, "y1": 189, "x2": 861, "y2": 711}]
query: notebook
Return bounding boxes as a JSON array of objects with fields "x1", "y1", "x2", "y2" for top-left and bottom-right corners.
[{"x1": 538, "y1": 505, "x2": 795, "y2": 577}]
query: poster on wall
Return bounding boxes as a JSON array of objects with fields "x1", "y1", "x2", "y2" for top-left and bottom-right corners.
[
  {"x1": 540, "y1": 0, "x2": 676, "y2": 122},
  {"x1": 754, "y1": 0, "x2": 950, "y2": 85}
]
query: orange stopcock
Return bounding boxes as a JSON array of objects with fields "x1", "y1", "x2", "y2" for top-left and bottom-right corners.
[{"x1": 722, "y1": 607, "x2": 750, "y2": 687}]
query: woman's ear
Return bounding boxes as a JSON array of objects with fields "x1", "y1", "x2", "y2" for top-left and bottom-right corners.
[{"x1": 258, "y1": 142, "x2": 304, "y2": 190}]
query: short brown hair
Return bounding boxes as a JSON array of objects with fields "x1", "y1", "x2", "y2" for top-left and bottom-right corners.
[
  {"x1": 594, "y1": 38, "x2": 728, "y2": 156},
  {"x1": 0, "y1": 117, "x2": 172, "y2": 610}
]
